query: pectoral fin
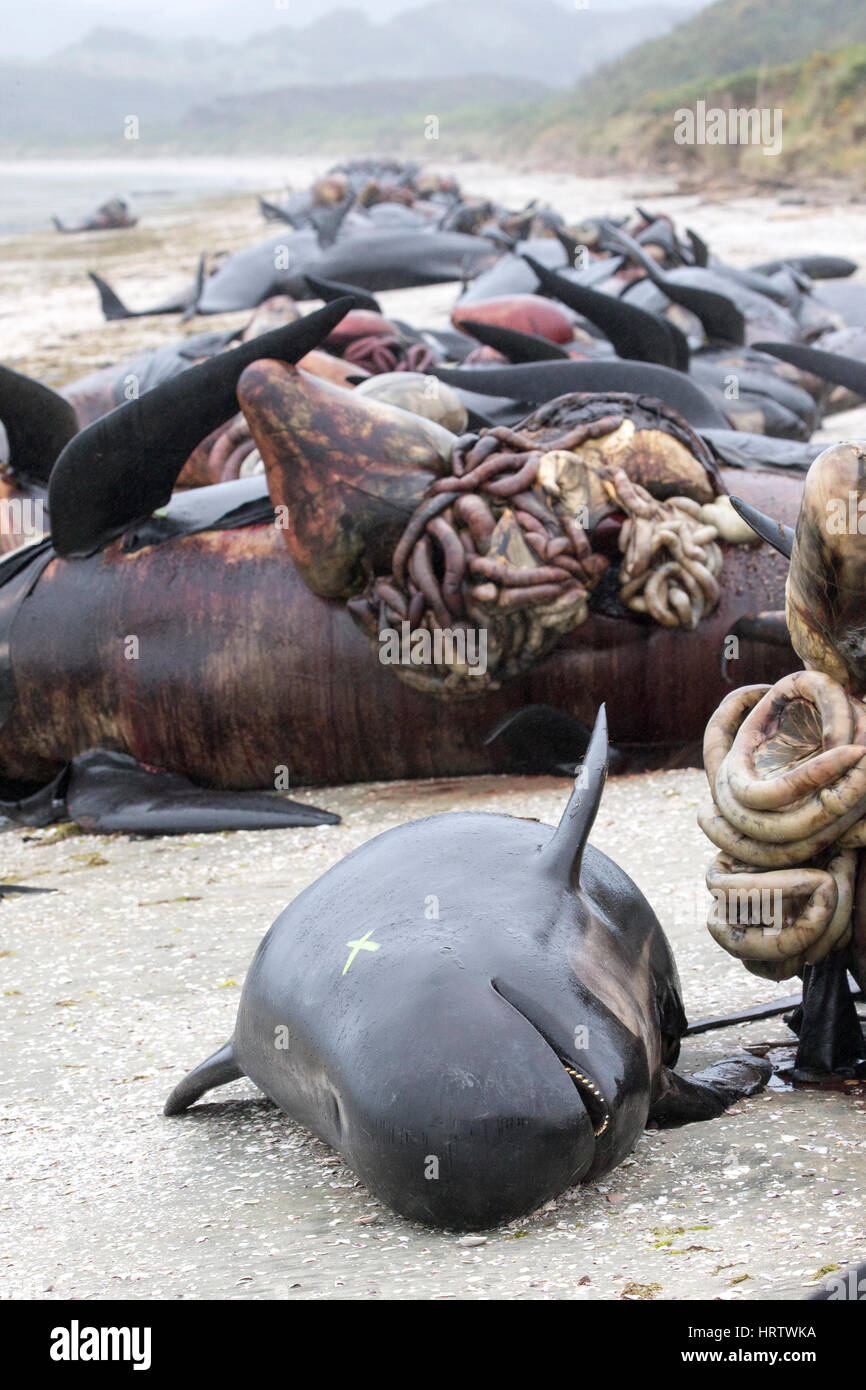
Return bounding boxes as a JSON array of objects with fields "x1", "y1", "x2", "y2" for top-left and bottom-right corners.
[
  {"x1": 1, "y1": 750, "x2": 340, "y2": 835},
  {"x1": 649, "y1": 1052, "x2": 772, "y2": 1126},
  {"x1": 164, "y1": 1042, "x2": 242, "y2": 1115}
]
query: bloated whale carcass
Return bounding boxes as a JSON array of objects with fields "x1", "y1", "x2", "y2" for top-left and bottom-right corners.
[{"x1": 0, "y1": 304, "x2": 805, "y2": 832}]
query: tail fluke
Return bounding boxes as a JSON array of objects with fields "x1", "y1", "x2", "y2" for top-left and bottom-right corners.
[
  {"x1": 180, "y1": 253, "x2": 208, "y2": 324},
  {"x1": 88, "y1": 271, "x2": 134, "y2": 321}
]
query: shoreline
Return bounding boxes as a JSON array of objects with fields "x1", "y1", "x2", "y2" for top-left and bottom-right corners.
[{"x1": 2, "y1": 161, "x2": 865, "y2": 386}]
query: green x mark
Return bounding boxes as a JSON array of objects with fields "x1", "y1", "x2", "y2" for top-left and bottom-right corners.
[{"x1": 342, "y1": 928, "x2": 381, "y2": 975}]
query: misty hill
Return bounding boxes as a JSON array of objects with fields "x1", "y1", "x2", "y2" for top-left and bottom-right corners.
[
  {"x1": 48, "y1": 2, "x2": 702, "y2": 90},
  {"x1": 0, "y1": 0, "x2": 704, "y2": 152},
  {"x1": 177, "y1": 73, "x2": 548, "y2": 154},
  {"x1": 0, "y1": 65, "x2": 193, "y2": 146}
]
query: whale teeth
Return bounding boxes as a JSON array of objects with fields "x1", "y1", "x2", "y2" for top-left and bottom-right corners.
[{"x1": 563, "y1": 1065, "x2": 610, "y2": 1138}]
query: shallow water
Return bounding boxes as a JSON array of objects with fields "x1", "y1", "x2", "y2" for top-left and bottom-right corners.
[{"x1": 0, "y1": 157, "x2": 335, "y2": 234}]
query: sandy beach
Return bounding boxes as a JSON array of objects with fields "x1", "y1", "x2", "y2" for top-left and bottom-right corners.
[{"x1": 3, "y1": 769, "x2": 865, "y2": 1302}]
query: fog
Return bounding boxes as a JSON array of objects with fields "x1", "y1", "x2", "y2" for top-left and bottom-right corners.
[{"x1": 7, "y1": 0, "x2": 709, "y2": 59}]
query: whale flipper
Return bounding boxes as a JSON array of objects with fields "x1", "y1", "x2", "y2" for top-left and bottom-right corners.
[
  {"x1": 729, "y1": 496, "x2": 795, "y2": 557},
  {"x1": 0, "y1": 883, "x2": 55, "y2": 898},
  {"x1": 66, "y1": 754, "x2": 341, "y2": 835},
  {"x1": 164, "y1": 1042, "x2": 242, "y2": 1115},
  {"x1": 787, "y1": 953, "x2": 866, "y2": 1080},
  {"x1": 0, "y1": 750, "x2": 340, "y2": 834},
  {"x1": 649, "y1": 1052, "x2": 773, "y2": 1126}
]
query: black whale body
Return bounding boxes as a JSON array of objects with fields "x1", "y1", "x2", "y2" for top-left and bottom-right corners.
[
  {"x1": 165, "y1": 712, "x2": 770, "y2": 1229},
  {"x1": 196, "y1": 228, "x2": 500, "y2": 314}
]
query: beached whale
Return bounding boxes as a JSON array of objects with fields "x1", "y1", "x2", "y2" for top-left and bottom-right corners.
[{"x1": 164, "y1": 708, "x2": 771, "y2": 1229}]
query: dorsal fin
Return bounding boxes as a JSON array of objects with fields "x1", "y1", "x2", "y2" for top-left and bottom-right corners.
[
  {"x1": 458, "y1": 318, "x2": 570, "y2": 363},
  {"x1": 665, "y1": 319, "x2": 692, "y2": 372},
  {"x1": 303, "y1": 272, "x2": 381, "y2": 314},
  {"x1": 0, "y1": 365, "x2": 79, "y2": 484},
  {"x1": 751, "y1": 341, "x2": 866, "y2": 399},
  {"x1": 312, "y1": 194, "x2": 355, "y2": 248},
  {"x1": 431, "y1": 360, "x2": 729, "y2": 430},
  {"x1": 539, "y1": 705, "x2": 608, "y2": 885},
  {"x1": 48, "y1": 297, "x2": 354, "y2": 558},
  {"x1": 604, "y1": 226, "x2": 746, "y2": 345},
  {"x1": 524, "y1": 255, "x2": 685, "y2": 369},
  {"x1": 180, "y1": 253, "x2": 208, "y2": 323},
  {"x1": 88, "y1": 271, "x2": 135, "y2": 321},
  {"x1": 636, "y1": 218, "x2": 680, "y2": 261},
  {"x1": 552, "y1": 226, "x2": 580, "y2": 265},
  {"x1": 259, "y1": 197, "x2": 293, "y2": 225},
  {"x1": 685, "y1": 228, "x2": 709, "y2": 267}
]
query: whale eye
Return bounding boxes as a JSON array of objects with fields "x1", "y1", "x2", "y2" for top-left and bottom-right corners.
[{"x1": 562, "y1": 1062, "x2": 610, "y2": 1138}]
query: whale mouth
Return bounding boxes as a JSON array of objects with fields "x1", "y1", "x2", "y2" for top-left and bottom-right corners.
[
  {"x1": 561, "y1": 1062, "x2": 610, "y2": 1139},
  {"x1": 490, "y1": 980, "x2": 611, "y2": 1141}
]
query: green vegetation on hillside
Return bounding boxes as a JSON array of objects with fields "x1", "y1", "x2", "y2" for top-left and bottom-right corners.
[
  {"x1": 519, "y1": 43, "x2": 866, "y2": 181},
  {"x1": 573, "y1": 0, "x2": 866, "y2": 121}
]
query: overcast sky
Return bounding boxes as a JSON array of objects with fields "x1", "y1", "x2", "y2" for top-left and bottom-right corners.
[{"x1": 7, "y1": 0, "x2": 708, "y2": 59}]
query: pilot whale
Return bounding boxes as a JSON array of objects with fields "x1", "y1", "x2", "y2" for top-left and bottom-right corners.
[{"x1": 165, "y1": 709, "x2": 770, "y2": 1229}]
